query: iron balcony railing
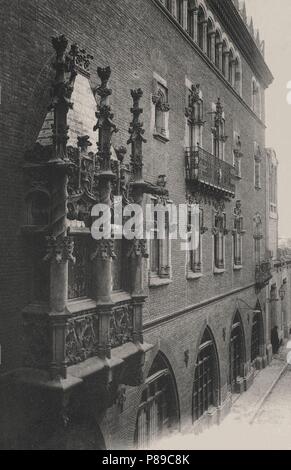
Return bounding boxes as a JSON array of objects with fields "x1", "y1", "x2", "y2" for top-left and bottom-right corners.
[
  {"x1": 255, "y1": 260, "x2": 272, "y2": 288},
  {"x1": 185, "y1": 146, "x2": 235, "y2": 197}
]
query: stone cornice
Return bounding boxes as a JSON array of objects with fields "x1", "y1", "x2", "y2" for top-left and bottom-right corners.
[{"x1": 206, "y1": 0, "x2": 273, "y2": 88}]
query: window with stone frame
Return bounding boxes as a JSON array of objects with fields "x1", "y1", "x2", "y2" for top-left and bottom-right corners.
[
  {"x1": 112, "y1": 238, "x2": 130, "y2": 292},
  {"x1": 253, "y1": 213, "x2": 263, "y2": 265},
  {"x1": 175, "y1": 0, "x2": 183, "y2": 24},
  {"x1": 211, "y1": 99, "x2": 227, "y2": 160},
  {"x1": 212, "y1": 204, "x2": 228, "y2": 271},
  {"x1": 198, "y1": 5, "x2": 206, "y2": 51},
  {"x1": 187, "y1": 203, "x2": 207, "y2": 275},
  {"x1": 185, "y1": 83, "x2": 204, "y2": 149},
  {"x1": 68, "y1": 234, "x2": 95, "y2": 300},
  {"x1": 152, "y1": 78, "x2": 170, "y2": 142},
  {"x1": 254, "y1": 143, "x2": 262, "y2": 190},
  {"x1": 233, "y1": 132, "x2": 243, "y2": 178},
  {"x1": 252, "y1": 77, "x2": 261, "y2": 117},
  {"x1": 149, "y1": 199, "x2": 171, "y2": 282},
  {"x1": 269, "y1": 161, "x2": 277, "y2": 214},
  {"x1": 232, "y1": 200, "x2": 245, "y2": 268}
]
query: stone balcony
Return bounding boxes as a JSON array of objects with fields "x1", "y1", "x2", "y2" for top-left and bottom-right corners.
[{"x1": 185, "y1": 146, "x2": 235, "y2": 198}]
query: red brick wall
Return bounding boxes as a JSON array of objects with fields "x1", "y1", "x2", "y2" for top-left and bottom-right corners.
[{"x1": 0, "y1": 0, "x2": 271, "y2": 448}]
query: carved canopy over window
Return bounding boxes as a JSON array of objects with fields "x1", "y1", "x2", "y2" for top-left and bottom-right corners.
[
  {"x1": 152, "y1": 81, "x2": 170, "y2": 140},
  {"x1": 212, "y1": 202, "x2": 228, "y2": 270},
  {"x1": 232, "y1": 200, "x2": 245, "y2": 267},
  {"x1": 211, "y1": 98, "x2": 227, "y2": 160}
]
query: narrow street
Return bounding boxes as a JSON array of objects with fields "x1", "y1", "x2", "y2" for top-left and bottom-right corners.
[
  {"x1": 253, "y1": 369, "x2": 291, "y2": 438},
  {"x1": 154, "y1": 354, "x2": 291, "y2": 450}
]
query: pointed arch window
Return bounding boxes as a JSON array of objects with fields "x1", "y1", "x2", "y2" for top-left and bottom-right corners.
[
  {"x1": 193, "y1": 328, "x2": 219, "y2": 421},
  {"x1": 135, "y1": 353, "x2": 179, "y2": 449},
  {"x1": 198, "y1": 6, "x2": 206, "y2": 51},
  {"x1": 215, "y1": 32, "x2": 223, "y2": 70},
  {"x1": 230, "y1": 313, "x2": 245, "y2": 392}
]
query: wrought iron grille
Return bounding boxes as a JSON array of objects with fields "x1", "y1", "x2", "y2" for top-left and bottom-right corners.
[
  {"x1": 185, "y1": 146, "x2": 235, "y2": 196},
  {"x1": 251, "y1": 312, "x2": 260, "y2": 362},
  {"x1": 193, "y1": 341, "x2": 215, "y2": 421},
  {"x1": 230, "y1": 323, "x2": 243, "y2": 390}
]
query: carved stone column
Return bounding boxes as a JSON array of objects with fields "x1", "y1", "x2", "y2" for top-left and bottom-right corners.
[
  {"x1": 45, "y1": 35, "x2": 77, "y2": 379},
  {"x1": 93, "y1": 66, "x2": 118, "y2": 359},
  {"x1": 127, "y1": 89, "x2": 148, "y2": 344}
]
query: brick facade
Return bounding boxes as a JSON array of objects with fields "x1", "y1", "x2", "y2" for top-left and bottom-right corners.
[{"x1": 0, "y1": 0, "x2": 286, "y2": 450}]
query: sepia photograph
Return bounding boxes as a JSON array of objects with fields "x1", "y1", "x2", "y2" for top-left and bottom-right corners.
[{"x1": 1, "y1": 0, "x2": 291, "y2": 453}]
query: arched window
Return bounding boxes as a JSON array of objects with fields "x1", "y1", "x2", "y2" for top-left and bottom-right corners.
[
  {"x1": 134, "y1": 352, "x2": 179, "y2": 449},
  {"x1": 166, "y1": 0, "x2": 172, "y2": 12},
  {"x1": 234, "y1": 56, "x2": 242, "y2": 95},
  {"x1": 207, "y1": 19, "x2": 215, "y2": 60},
  {"x1": 222, "y1": 40, "x2": 229, "y2": 78},
  {"x1": 193, "y1": 328, "x2": 220, "y2": 421},
  {"x1": 68, "y1": 234, "x2": 95, "y2": 299},
  {"x1": 229, "y1": 49, "x2": 235, "y2": 85},
  {"x1": 176, "y1": 0, "x2": 183, "y2": 24},
  {"x1": 187, "y1": 0, "x2": 193, "y2": 38},
  {"x1": 229, "y1": 312, "x2": 245, "y2": 392},
  {"x1": 215, "y1": 31, "x2": 222, "y2": 70},
  {"x1": 252, "y1": 78, "x2": 261, "y2": 117},
  {"x1": 198, "y1": 6, "x2": 206, "y2": 51},
  {"x1": 251, "y1": 308, "x2": 263, "y2": 363}
]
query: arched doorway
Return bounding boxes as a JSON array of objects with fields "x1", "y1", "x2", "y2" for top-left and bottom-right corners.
[
  {"x1": 192, "y1": 327, "x2": 220, "y2": 422},
  {"x1": 229, "y1": 312, "x2": 245, "y2": 392},
  {"x1": 251, "y1": 305, "x2": 264, "y2": 364},
  {"x1": 134, "y1": 352, "x2": 179, "y2": 449}
]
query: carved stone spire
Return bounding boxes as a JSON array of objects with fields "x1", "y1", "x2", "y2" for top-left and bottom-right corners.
[
  {"x1": 127, "y1": 88, "x2": 146, "y2": 183},
  {"x1": 49, "y1": 35, "x2": 76, "y2": 163},
  {"x1": 94, "y1": 66, "x2": 118, "y2": 174}
]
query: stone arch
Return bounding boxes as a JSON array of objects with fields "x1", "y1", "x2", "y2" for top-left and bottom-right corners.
[
  {"x1": 229, "y1": 310, "x2": 247, "y2": 392},
  {"x1": 197, "y1": 4, "x2": 207, "y2": 51},
  {"x1": 234, "y1": 53, "x2": 242, "y2": 95},
  {"x1": 192, "y1": 324, "x2": 221, "y2": 422},
  {"x1": 133, "y1": 349, "x2": 180, "y2": 449},
  {"x1": 251, "y1": 300, "x2": 266, "y2": 368},
  {"x1": 214, "y1": 27, "x2": 223, "y2": 70},
  {"x1": 206, "y1": 17, "x2": 215, "y2": 59},
  {"x1": 229, "y1": 46, "x2": 236, "y2": 85}
]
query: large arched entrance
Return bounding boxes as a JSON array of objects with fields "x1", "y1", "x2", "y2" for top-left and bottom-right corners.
[
  {"x1": 229, "y1": 312, "x2": 245, "y2": 392},
  {"x1": 134, "y1": 352, "x2": 179, "y2": 449},
  {"x1": 192, "y1": 327, "x2": 220, "y2": 422}
]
